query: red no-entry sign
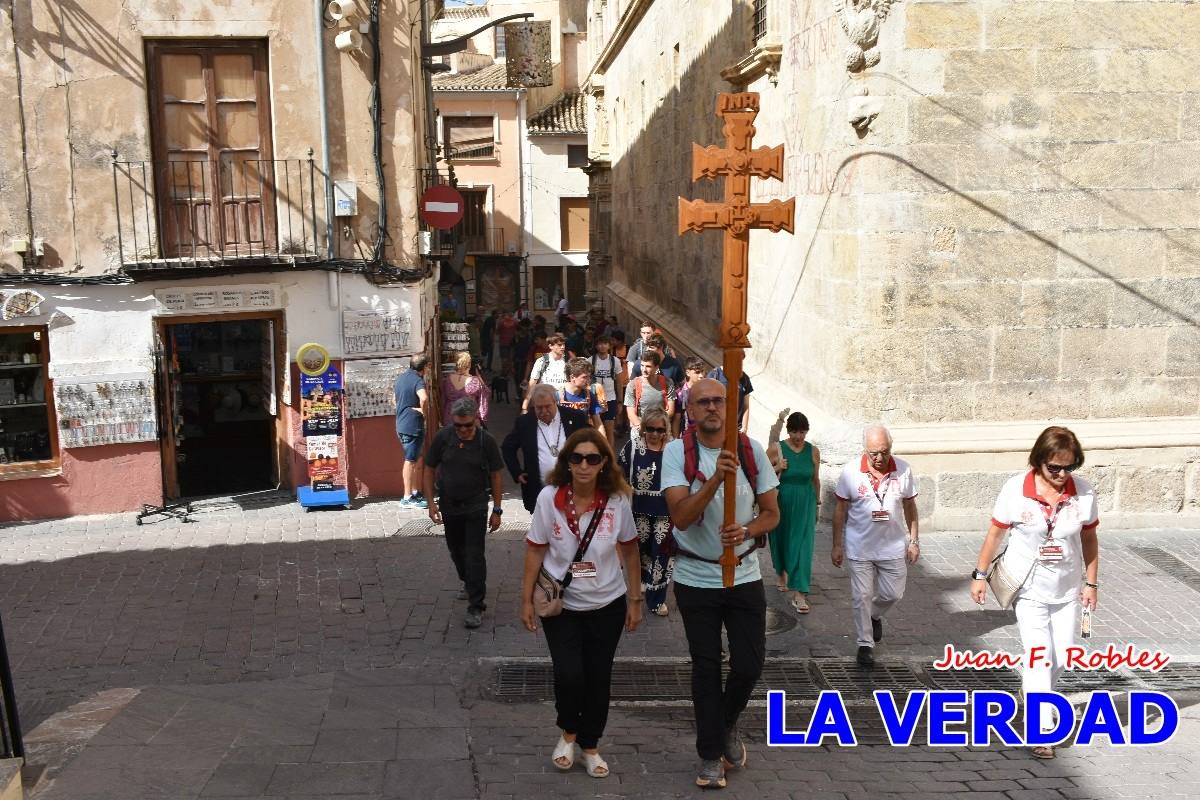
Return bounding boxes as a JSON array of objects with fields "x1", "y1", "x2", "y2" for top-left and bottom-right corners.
[{"x1": 419, "y1": 185, "x2": 465, "y2": 230}]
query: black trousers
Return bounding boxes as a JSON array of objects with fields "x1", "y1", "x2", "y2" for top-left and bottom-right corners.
[
  {"x1": 541, "y1": 595, "x2": 627, "y2": 750},
  {"x1": 443, "y1": 509, "x2": 488, "y2": 612},
  {"x1": 674, "y1": 580, "x2": 766, "y2": 760}
]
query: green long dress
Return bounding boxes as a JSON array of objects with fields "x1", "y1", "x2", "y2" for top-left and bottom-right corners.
[{"x1": 769, "y1": 440, "x2": 817, "y2": 593}]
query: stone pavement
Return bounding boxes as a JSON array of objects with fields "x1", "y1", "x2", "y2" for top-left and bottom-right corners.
[{"x1": 2, "y1": 433, "x2": 1200, "y2": 797}]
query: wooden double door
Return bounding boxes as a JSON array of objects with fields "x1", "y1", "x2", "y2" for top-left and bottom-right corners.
[{"x1": 146, "y1": 40, "x2": 276, "y2": 259}]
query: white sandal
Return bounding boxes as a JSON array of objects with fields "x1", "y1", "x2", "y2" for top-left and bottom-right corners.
[
  {"x1": 582, "y1": 750, "x2": 609, "y2": 778},
  {"x1": 552, "y1": 736, "x2": 576, "y2": 770}
]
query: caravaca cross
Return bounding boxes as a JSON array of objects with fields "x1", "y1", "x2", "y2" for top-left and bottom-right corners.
[{"x1": 678, "y1": 92, "x2": 795, "y2": 587}]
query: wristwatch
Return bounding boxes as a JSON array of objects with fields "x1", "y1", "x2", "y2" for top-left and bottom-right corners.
[
  {"x1": 491, "y1": 506, "x2": 503, "y2": 516},
  {"x1": 971, "y1": 568, "x2": 988, "y2": 580}
]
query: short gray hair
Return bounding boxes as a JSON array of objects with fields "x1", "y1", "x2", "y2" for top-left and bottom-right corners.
[
  {"x1": 530, "y1": 383, "x2": 558, "y2": 404},
  {"x1": 862, "y1": 423, "x2": 893, "y2": 447},
  {"x1": 450, "y1": 396, "x2": 479, "y2": 418},
  {"x1": 639, "y1": 406, "x2": 670, "y2": 431}
]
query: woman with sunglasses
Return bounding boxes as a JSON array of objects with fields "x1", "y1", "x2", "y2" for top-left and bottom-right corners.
[
  {"x1": 969, "y1": 426, "x2": 1100, "y2": 760},
  {"x1": 521, "y1": 428, "x2": 641, "y2": 778},
  {"x1": 617, "y1": 406, "x2": 675, "y2": 617}
]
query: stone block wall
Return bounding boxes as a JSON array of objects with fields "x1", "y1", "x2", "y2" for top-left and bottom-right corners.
[{"x1": 593, "y1": 0, "x2": 1200, "y2": 527}]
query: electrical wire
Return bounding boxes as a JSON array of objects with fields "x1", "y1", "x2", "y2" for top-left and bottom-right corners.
[{"x1": 0, "y1": 272, "x2": 135, "y2": 286}]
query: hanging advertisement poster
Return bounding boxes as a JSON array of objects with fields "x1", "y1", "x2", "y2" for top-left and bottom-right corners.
[
  {"x1": 295, "y1": 343, "x2": 350, "y2": 509},
  {"x1": 305, "y1": 434, "x2": 340, "y2": 492},
  {"x1": 299, "y1": 367, "x2": 344, "y2": 437}
]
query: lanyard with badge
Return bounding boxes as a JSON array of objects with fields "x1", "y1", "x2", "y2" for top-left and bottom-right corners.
[
  {"x1": 1037, "y1": 497, "x2": 1070, "y2": 565},
  {"x1": 869, "y1": 470, "x2": 892, "y2": 523},
  {"x1": 562, "y1": 487, "x2": 608, "y2": 580}
]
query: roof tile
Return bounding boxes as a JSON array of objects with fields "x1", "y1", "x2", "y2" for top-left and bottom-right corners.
[
  {"x1": 432, "y1": 63, "x2": 511, "y2": 92},
  {"x1": 528, "y1": 92, "x2": 587, "y2": 135}
]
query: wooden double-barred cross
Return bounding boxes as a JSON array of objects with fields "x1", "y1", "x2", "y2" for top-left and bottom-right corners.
[{"x1": 678, "y1": 92, "x2": 795, "y2": 587}]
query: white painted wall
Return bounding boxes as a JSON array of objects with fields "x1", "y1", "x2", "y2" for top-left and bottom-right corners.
[
  {"x1": 0, "y1": 272, "x2": 428, "y2": 384},
  {"x1": 527, "y1": 135, "x2": 590, "y2": 262}
]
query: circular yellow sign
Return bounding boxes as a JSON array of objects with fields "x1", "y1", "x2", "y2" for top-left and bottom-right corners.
[{"x1": 296, "y1": 342, "x2": 331, "y2": 377}]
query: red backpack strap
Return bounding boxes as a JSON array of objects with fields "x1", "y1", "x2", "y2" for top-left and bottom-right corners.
[
  {"x1": 681, "y1": 426, "x2": 702, "y2": 485},
  {"x1": 738, "y1": 432, "x2": 759, "y2": 487}
]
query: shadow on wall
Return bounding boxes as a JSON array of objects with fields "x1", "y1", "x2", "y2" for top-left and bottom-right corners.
[
  {"x1": 14, "y1": 0, "x2": 145, "y2": 87},
  {"x1": 608, "y1": 8, "x2": 1200, "y2": 385}
]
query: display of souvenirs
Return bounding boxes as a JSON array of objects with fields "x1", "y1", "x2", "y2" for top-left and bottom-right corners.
[
  {"x1": 54, "y1": 376, "x2": 158, "y2": 449},
  {"x1": 344, "y1": 357, "x2": 410, "y2": 419}
]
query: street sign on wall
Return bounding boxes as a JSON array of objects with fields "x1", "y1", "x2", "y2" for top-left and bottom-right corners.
[{"x1": 419, "y1": 185, "x2": 465, "y2": 230}]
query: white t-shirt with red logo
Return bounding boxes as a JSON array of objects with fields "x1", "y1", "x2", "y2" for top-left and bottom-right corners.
[
  {"x1": 990, "y1": 471, "x2": 1099, "y2": 604},
  {"x1": 526, "y1": 486, "x2": 638, "y2": 611},
  {"x1": 834, "y1": 455, "x2": 919, "y2": 561}
]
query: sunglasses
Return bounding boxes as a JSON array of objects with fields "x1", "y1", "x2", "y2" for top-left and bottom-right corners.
[
  {"x1": 642, "y1": 426, "x2": 667, "y2": 434},
  {"x1": 568, "y1": 452, "x2": 604, "y2": 466},
  {"x1": 1044, "y1": 463, "x2": 1078, "y2": 475},
  {"x1": 452, "y1": 421, "x2": 475, "y2": 430},
  {"x1": 694, "y1": 397, "x2": 724, "y2": 408}
]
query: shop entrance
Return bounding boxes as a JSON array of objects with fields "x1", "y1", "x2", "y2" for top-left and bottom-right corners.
[{"x1": 156, "y1": 313, "x2": 285, "y2": 499}]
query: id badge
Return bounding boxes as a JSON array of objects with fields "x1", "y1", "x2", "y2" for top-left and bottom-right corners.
[
  {"x1": 871, "y1": 510, "x2": 891, "y2": 523},
  {"x1": 1038, "y1": 543, "x2": 1064, "y2": 563},
  {"x1": 569, "y1": 561, "x2": 598, "y2": 579}
]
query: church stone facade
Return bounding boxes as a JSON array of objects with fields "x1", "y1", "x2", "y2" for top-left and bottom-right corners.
[{"x1": 585, "y1": 0, "x2": 1200, "y2": 529}]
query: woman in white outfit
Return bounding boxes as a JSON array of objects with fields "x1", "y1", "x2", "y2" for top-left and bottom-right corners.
[{"x1": 969, "y1": 426, "x2": 1100, "y2": 760}]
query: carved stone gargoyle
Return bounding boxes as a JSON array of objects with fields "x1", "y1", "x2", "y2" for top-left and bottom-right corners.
[{"x1": 834, "y1": 0, "x2": 898, "y2": 73}]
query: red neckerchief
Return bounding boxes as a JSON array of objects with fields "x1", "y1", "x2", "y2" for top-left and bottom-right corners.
[
  {"x1": 1022, "y1": 471, "x2": 1077, "y2": 538},
  {"x1": 554, "y1": 485, "x2": 608, "y2": 540}
]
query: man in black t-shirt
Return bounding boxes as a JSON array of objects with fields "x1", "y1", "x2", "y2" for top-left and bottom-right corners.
[{"x1": 424, "y1": 396, "x2": 505, "y2": 629}]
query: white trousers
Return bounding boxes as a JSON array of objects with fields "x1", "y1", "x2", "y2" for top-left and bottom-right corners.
[
  {"x1": 1013, "y1": 595, "x2": 1080, "y2": 733},
  {"x1": 847, "y1": 557, "x2": 907, "y2": 647}
]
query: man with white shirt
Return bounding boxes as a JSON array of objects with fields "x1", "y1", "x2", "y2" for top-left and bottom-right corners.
[
  {"x1": 502, "y1": 383, "x2": 587, "y2": 512},
  {"x1": 831, "y1": 424, "x2": 920, "y2": 668},
  {"x1": 522, "y1": 334, "x2": 569, "y2": 412}
]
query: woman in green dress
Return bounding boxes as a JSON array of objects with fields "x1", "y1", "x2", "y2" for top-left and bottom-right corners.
[{"x1": 767, "y1": 411, "x2": 821, "y2": 613}]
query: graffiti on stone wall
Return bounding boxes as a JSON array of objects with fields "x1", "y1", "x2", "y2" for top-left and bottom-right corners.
[{"x1": 788, "y1": 2, "x2": 842, "y2": 71}]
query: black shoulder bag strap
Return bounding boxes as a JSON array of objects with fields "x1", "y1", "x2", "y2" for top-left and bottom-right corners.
[{"x1": 560, "y1": 495, "x2": 610, "y2": 590}]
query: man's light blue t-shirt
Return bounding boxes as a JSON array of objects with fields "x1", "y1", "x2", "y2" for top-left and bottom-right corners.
[{"x1": 660, "y1": 436, "x2": 779, "y2": 589}]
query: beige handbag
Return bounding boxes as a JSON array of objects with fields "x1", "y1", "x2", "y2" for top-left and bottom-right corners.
[
  {"x1": 987, "y1": 547, "x2": 1035, "y2": 609},
  {"x1": 531, "y1": 496, "x2": 609, "y2": 618}
]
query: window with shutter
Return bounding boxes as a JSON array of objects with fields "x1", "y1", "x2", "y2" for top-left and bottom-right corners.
[{"x1": 443, "y1": 117, "x2": 496, "y2": 160}]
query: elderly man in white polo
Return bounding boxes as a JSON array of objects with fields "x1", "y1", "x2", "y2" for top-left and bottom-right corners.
[{"x1": 831, "y1": 424, "x2": 920, "y2": 668}]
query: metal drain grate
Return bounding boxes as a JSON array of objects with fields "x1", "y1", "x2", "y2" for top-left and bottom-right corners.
[
  {"x1": 811, "y1": 660, "x2": 927, "y2": 697},
  {"x1": 1141, "y1": 664, "x2": 1200, "y2": 692},
  {"x1": 393, "y1": 519, "x2": 438, "y2": 537},
  {"x1": 1129, "y1": 546, "x2": 1200, "y2": 592},
  {"x1": 924, "y1": 667, "x2": 1021, "y2": 692},
  {"x1": 754, "y1": 661, "x2": 823, "y2": 699},
  {"x1": 1058, "y1": 670, "x2": 1138, "y2": 692},
  {"x1": 494, "y1": 659, "x2": 827, "y2": 702}
]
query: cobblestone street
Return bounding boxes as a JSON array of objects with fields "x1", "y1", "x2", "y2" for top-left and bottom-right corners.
[{"x1": 2, "y1": 484, "x2": 1199, "y2": 798}]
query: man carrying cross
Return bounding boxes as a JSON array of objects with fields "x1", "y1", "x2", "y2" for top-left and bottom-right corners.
[
  {"x1": 663, "y1": 378, "x2": 779, "y2": 788},
  {"x1": 672, "y1": 92, "x2": 794, "y2": 789}
]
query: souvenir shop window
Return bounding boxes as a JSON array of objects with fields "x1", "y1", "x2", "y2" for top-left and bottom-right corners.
[{"x1": 0, "y1": 326, "x2": 57, "y2": 471}]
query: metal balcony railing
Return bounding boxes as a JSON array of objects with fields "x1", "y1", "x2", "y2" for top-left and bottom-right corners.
[
  {"x1": 464, "y1": 227, "x2": 506, "y2": 254},
  {"x1": 0, "y1": 611, "x2": 23, "y2": 760},
  {"x1": 112, "y1": 153, "x2": 324, "y2": 270}
]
